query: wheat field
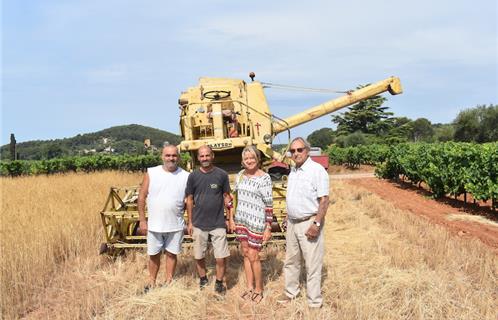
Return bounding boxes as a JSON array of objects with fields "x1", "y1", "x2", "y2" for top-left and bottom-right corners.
[{"x1": 1, "y1": 172, "x2": 497, "y2": 319}]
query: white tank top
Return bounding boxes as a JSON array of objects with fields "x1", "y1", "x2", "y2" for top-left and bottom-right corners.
[{"x1": 146, "y1": 165, "x2": 190, "y2": 232}]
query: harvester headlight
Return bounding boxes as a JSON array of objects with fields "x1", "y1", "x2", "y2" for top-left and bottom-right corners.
[{"x1": 263, "y1": 134, "x2": 272, "y2": 144}]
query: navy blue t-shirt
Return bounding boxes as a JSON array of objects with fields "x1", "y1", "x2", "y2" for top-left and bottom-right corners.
[{"x1": 185, "y1": 167, "x2": 230, "y2": 231}]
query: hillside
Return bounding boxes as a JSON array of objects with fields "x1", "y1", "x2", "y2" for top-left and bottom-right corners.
[{"x1": 1, "y1": 124, "x2": 181, "y2": 160}]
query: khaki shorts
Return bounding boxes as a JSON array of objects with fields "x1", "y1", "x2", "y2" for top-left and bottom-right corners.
[{"x1": 193, "y1": 227, "x2": 230, "y2": 259}]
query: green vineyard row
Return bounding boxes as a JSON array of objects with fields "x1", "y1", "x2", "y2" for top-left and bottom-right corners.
[
  {"x1": 375, "y1": 142, "x2": 498, "y2": 204},
  {"x1": 327, "y1": 144, "x2": 390, "y2": 167},
  {"x1": 0, "y1": 154, "x2": 166, "y2": 176},
  {"x1": 327, "y1": 142, "x2": 497, "y2": 205}
]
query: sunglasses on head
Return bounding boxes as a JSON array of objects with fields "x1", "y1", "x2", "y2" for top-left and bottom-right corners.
[{"x1": 289, "y1": 147, "x2": 305, "y2": 154}]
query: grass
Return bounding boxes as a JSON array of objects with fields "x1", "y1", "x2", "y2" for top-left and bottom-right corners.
[{"x1": 1, "y1": 172, "x2": 496, "y2": 319}]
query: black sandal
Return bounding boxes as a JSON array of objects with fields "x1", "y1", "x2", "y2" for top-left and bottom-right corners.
[
  {"x1": 143, "y1": 284, "x2": 153, "y2": 294},
  {"x1": 241, "y1": 289, "x2": 253, "y2": 300},
  {"x1": 251, "y1": 291, "x2": 264, "y2": 304}
]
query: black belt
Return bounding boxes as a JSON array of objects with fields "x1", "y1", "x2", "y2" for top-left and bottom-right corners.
[{"x1": 289, "y1": 214, "x2": 316, "y2": 223}]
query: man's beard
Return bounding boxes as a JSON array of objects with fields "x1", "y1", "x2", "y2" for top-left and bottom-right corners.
[
  {"x1": 200, "y1": 161, "x2": 211, "y2": 167},
  {"x1": 164, "y1": 160, "x2": 178, "y2": 170}
]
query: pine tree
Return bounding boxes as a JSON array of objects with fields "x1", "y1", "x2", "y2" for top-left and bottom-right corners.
[{"x1": 331, "y1": 89, "x2": 393, "y2": 135}]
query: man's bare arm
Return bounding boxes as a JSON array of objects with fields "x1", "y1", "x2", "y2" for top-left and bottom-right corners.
[
  {"x1": 137, "y1": 173, "x2": 150, "y2": 235},
  {"x1": 314, "y1": 195, "x2": 329, "y2": 224},
  {"x1": 223, "y1": 192, "x2": 234, "y2": 220},
  {"x1": 186, "y1": 194, "x2": 194, "y2": 235}
]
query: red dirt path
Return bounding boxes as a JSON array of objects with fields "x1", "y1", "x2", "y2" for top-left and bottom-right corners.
[{"x1": 344, "y1": 177, "x2": 498, "y2": 254}]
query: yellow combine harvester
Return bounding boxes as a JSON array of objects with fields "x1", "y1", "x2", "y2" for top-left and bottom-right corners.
[{"x1": 100, "y1": 73, "x2": 402, "y2": 254}]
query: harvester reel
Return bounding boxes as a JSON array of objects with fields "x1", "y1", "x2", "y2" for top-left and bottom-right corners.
[{"x1": 203, "y1": 90, "x2": 231, "y2": 100}]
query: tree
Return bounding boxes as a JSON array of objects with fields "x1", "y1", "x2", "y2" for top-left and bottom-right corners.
[
  {"x1": 433, "y1": 123, "x2": 455, "y2": 142},
  {"x1": 113, "y1": 140, "x2": 144, "y2": 154},
  {"x1": 410, "y1": 118, "x2": 434, "y2": 142},
  {"x1": 9, "y1": 134, "x2": 16, "y2": 160},
  {"x1": 331, "y1": 89, "x2": 393, "y2": 136},
  {"x1": 453, "y1": 109, "x2": 479, "y2": 142},
  {"x1": 479, "y1": 104, "x2": 498, "y2": 142},
  {"x1": 453, "y1": 104, "x2": 498, "y2": 142},
  {"x1": 42, "y1": 143, "x2": 67, "y2": 159},
  {"x1": 335, "y1": 131, "x2": 366, "y2": 147},
  {"x1": 307, "y1": 128, "x2": 335, "y2": 149},
  {"x1": 386, "y1": 117, "x2": 412, "y2": 142}
]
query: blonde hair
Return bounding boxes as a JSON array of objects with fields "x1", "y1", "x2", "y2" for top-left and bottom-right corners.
[{"x1": 241, "y1": 145, "x2": 261, "y2": 168}]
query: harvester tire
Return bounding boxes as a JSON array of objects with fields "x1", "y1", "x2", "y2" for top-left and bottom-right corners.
[{"x1": 99, "y1": 243, "x2": 108, "y2": 255}]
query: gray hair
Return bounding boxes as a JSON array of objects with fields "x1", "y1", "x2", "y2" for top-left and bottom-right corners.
[
  {"x1": 162, "y1": 144, "x2": 179, "y2": 155},
  {"x1": 290, "y1": 137, "x2": 311, "y2": 150}
]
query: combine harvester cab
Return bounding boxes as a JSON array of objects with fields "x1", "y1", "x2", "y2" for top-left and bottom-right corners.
[{"x1": 100, "y1": 73, "x2": 402, "y2": 255}]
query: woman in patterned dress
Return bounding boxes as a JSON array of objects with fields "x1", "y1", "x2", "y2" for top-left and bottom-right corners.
[{"x1": 230, "y1": 145, "x2": 273, "y2": 303}]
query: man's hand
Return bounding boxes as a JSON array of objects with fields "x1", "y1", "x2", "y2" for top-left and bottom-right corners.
[
  {"x1": 305, "y1": 223, "x2": 320, "y2": 240},
  {"x1": 187, "y1": 222, "x2": 193, "y2": 236},
  {"x1": 281, "y1": 217, "x2": 288, "y2": 232},
  {"x1": 228, "y1": 218, "x2": 236, "y2": 233},
  {"x1": 138, "y1": 220, "x2": 148, "y2": 236}
]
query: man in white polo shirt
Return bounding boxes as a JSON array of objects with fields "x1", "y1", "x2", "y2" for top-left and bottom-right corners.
[
  {"x1": 278, "y1": 137, "x2": 330, "y2": 308},
  {"x1": 138, "y1": 144, "x2": 190, "y2": 292}
]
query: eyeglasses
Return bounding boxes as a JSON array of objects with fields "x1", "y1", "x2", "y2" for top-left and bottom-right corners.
[{"x1": 289, "y1": 148, "x2": 305, "y2": 154}]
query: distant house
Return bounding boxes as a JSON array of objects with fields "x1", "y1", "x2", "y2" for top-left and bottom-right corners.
[{"x1": 103, "y1": 146, "x2": 115, "y2": 153}]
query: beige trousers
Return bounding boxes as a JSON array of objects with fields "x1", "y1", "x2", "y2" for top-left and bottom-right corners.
[{"x1": 283, "y1": 218, "x2": 324, "y2": 307}]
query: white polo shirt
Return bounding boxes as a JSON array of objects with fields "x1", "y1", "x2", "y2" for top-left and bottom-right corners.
[
  {"x1": 286, "y1": 157, "x2": 329, "y2": 219},
  {"x1": 147, "y1": 165, "x2": 190, "y2": 232}
]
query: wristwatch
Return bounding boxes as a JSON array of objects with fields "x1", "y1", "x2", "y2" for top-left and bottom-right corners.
[{"x1": 313, "y1": 220, "x2": 321, "y2": 228}]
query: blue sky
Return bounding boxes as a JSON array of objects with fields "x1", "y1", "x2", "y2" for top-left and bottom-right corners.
[{"x1": 2, "y1": 0, "x2": 497, "y2": 145}]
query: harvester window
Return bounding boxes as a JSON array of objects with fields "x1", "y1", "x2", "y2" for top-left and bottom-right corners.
[
  {"x1": 196, "y1": 125, "x2": 213, "y2": 139},
  {"x1": 227, "y1": 123, "x2": 239, "y2": 137}
]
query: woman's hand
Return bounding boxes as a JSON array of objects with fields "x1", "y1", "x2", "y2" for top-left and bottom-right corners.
[{"x1": 263, "y1": 225, "x2": 272, "y2": 242}]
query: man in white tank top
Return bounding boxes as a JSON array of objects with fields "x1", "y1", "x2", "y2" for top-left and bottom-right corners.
[{"x1": 138, "y1": 145, "x2": 190, "y2": 291}]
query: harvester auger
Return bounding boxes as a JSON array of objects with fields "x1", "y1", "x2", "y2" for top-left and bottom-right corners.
[{"x1": 100, "y1": 74, "x2": 402, "y2": 254}]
